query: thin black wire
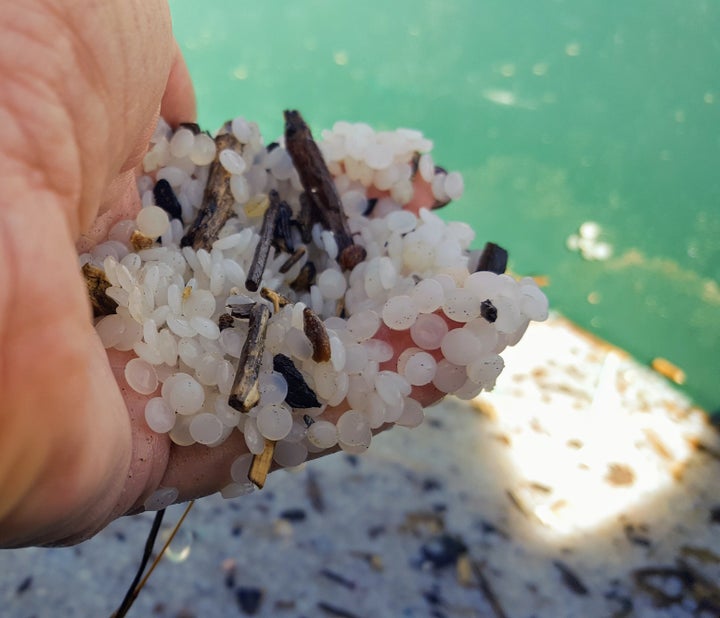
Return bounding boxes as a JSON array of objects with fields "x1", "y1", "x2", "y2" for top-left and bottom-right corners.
[{"x1": 112, "y1": 508, "x2": 166, "y2": 618}]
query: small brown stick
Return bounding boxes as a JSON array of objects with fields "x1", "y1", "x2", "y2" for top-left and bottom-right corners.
[
  {"x1": 303, "y1": 306, "x2": 331, "y2": 363},
  {"x1": 82, "y1": 263, "x2": 118, "y2": 318},
  {"x1": 228, "y1": 303, "x2": 255, "y2": 319},
  {"x1": 249, "y1": 439, "x2": 275, "y2": 489},
  {"x1": 260, "y1": 287, "x2": 290, "y2": 313},
  {"x1": 278, "y1": 246, "x2": 306, "y2": 274},
  {"x1": 283, "y1": 110, "x2": 366, "y2": 269},
  {"x1": 245, "y1": 190, "x2": 282, "y2": 292},
  {"x1": 181, "y1": 125, "x2": 243, "y2": 250},
  {"x1": 228, "y1": 303, "x2": 270, "y2": 413}
]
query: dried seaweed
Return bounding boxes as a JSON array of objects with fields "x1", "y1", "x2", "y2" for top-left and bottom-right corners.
[
  {"x1": 82, "y1": 263, "x2": 118, "y2": 318},
  {"x1": 153, "y1": 178, "x2": 183, "y2": 222},
  {"x1": 273, "y1": 354, "x2": 321, "y2": 408},
  {"x1": 481, "y1": 299, "x2": 498, "y2": 323}
]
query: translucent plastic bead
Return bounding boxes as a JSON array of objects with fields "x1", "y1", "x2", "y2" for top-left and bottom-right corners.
[
  {"x1": 144, "y1": 487, "x2": 178, "y2": 511},
  {"x1": 382, "y1": 295, "x2": 418, "y2": 330},
  {"x1": 243, "y1": 417, "x2": 266, "y2": 455},
  {"x1": 444, "y1": 171, "x2": 464, "y2": 200},
  {"x1": 363, "y1": 339, "x2": 394, "y2": 363},
  {"x1": 306, "y1": 420, "x2": 338, "y2": 449},
  {"x1": 190, "y1": 316, "x2": 221, "y2": 340},
  {"x1": 189, "y1": 133, "x2": 216, "y2": 166},
  {"x1": 182, "y1": 288, "x2": 216, "y2": 319},
  {"x1": 432, "y1": 359, "x2": 468, "y2": 393},
  {"x1": 144, "y1": 397, "x2": 176, "y2": 433},
  {"x1": 259, "y1": 372, "x2": 289, "y2": 405},
  {"x1": 337, "y1": 410, "x2": 372, "y2": 454},
  {"x1": 256, "y1": 403, "x2": 293, "y2": 441},
  {"x1": 273, "y1": 441, "x2": 308, "y2": 467},
  {"x1": 136, "y1": 206, "x2": 170, "y2": 238},
  {"x1": 519, "y1": 282, "x2": 549, "y2": 321},
  {"x1": 346, "y1": 310, "x2": 380, "y2": 341},
  {"x1": 219, "y1": 148, "x2": 247, "y2": 175},
  {"x1": 385, "y1": 210, "x2": 417, "y2": 234},
  {"x1": 410, "y1": 313, "x2": 448, "y2": 350},
  {"x1": 189, "y1": 413, "x2": 225, "y2": 445},
  {"x1": 398, "y1": 349, "x2": 437, "y2": 386},
  {"x1": 95, "y1": 314, "x2": 126, "y2": 348},
  {"x1": 411, "y1": 278, "x2": 445, "y2": 314},
  {"x1": 166, "y1": 373, "x2": 205, "y2": 415},
  {"x1": 124, "y1": 358, "x2": 159, "y2": 395},
  {"x1": 440, "y1": 328, "x2": 483, "y2": 365},
  {"x1": 169, "y1": 127, "x2": 195, "y2": 158},
  {"x1": 466, "y1": 354, "x2": 505, "y2": 387},
  {"x1": 442, "y1": 288, "x2": 481, "y2": 323},
  {"x1": 317, "y1": 269, "x2": 347, "y2": 300},
  {"x1": 396, "y1": 397, "x2": 424, "y2": 428}
]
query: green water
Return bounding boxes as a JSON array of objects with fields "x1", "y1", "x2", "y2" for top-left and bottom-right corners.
[{"x1": 169, "y1": 0, "x2": 719, "y2": 412}]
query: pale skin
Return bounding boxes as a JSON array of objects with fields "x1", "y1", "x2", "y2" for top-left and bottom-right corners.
[{"x1": 0, "y1": 0, "x2": 450, "y2": 548}]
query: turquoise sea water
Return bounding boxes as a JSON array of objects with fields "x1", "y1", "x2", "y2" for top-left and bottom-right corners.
[{"x1": 169, "y1": 0, "x2": 719, "y2": 411}]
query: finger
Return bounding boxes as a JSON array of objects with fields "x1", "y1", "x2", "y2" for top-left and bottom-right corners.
[{"x1": 160, "y1": 40, "x2": 197, "y2": 127}]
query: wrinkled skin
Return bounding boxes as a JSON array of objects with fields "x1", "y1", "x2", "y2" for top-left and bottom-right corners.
[{"x1": 0, "y1": 0, "x2": 447, "y2": 548}]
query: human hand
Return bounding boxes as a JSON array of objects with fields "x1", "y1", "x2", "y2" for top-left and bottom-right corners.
[
  {"x1": 0, "y1": 0, "x2": 453, "y2": 548},
  {"x1": 0, "y1": 0, "x2": 196, "y2": 547}
]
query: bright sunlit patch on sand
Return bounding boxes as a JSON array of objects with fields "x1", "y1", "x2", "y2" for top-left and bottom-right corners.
[{"x1": 475, "y1": 316, "x2": 711, "y2": 539}]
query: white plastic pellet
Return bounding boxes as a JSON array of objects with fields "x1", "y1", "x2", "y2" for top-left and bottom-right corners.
[
  {"x1": 166, "y1": 373, "x2": 205, "y2": 415},
  {"x1": 95, "y1": 314, "x2": 126, "y2": 348},
  {"x1": 432, "y1": 359, "x2": 468, "y2": 393},
  {"x1": 386, "y1": 210, "x2": 417, "y2": 234},
  {"x1": 190, "y1": 316, "x2": 220, "y2": 340},
  {"x1": 256, "y1": 403, "x2": 293, "y2": 441},
  {"x1": 124, "y1": 358, "x2": 159, "y2": 395},
  {"x1": 399, "y1": 350, "x2": 437, "y2": 386},
  {"x1": 337, "y1": 410, "x2": 372, "y2": 454},
  {"x1": 182, "y1": 289, "x2": 216, "y2": 319},
  {"x1": 395, "y1": 397, "x2": 424, "y2": 428},
  {"x1": 169, "y1": 127, "x2": 195, "y2": 158},
  {"x1": 363, "y1": 339, "x2": 394, "y2": 363},
  {"x1": 219, "y1": 148, "x2": 247, "y2": 175},
  {"x1": 317, "y1": 269, "x2": 347, "y2": 300},
  {"x1": 136, "y1": 206, "x2": 170, "y2": 239},
  {"x1": 411, "y1": 278, "x2": 445, "y2": 314},
  {"x1": 259, "y1": 372, "x2": 289, "y2": 406},
  {"x1": 440, "y1": 328, "x2": 483, "y2": 365},
  {"x1": 410, "y1": 313, "x2": 448, "y2": 350},
  {"x1": 273, "y1": 441, "x2": 308, "y2": 468},
  {"x1": 442, "y1": 288, "x2": 481, "y2": 323},
  {"x1": 189, "y1": 413, "x2": 225, "y2": 445},
  {"x1": 466, "y1": 354, "x2": 504, "y2": 387},
  {"x1": 382, "y1": 295, "x2": 418, "y2": 330},
  {"x1": 306, "y1": 420, "x2": 338, "y2": 449},
  {"x1": 144, "y1": 487, "x2": 179, "y2": 511},
  {"x1": 144, "y1": 397, "x2": 176, "y2": 433},
  {"x1": 243, "y1": 417, "x2": 266, "y2": 455},
  {"x1": 346, "y1": 310, "x2": 380, "y2": 341},
  {"x1": 443, "y1": 171, "x2": 464, "y2": 200},
  {"x1": 230, "y1": 174, "x2": 250, "y2": 204},
  {"x1": 190, "y1": 133, "x2": 216, "y2": 166}
]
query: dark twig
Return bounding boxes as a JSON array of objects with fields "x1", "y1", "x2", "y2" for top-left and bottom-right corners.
[
  {"x1": 181, "y1": 125, "x2": 243, "y2": 250},
  {"x1": 229, "y1": 303, "x2": 270, "y2": 413},
  {"x1": 245, "y1": 190, "x2": 282, "y2": 292},
  {"x1": 283, "y1": 110, "x2": 366, "y2": 270}
]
